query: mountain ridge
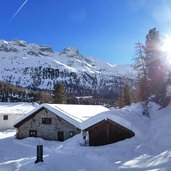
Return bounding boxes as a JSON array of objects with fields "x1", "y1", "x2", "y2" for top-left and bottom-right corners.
[{"x1": 0, "y1": 39, "x2": 136, "y2": 100}]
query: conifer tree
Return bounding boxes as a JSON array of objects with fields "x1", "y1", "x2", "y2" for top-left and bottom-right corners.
[
  {"x1": 144, "y1": 28, "x2": 167, "y2": 103},
  {"x1": 119, "y1": 81, "x2": 131, "y2": 108},
  {"x1": 118, "y1": 95, "x2": 124, "y2": 108},
  {"x1": 133, "y1": 42, "x2": 149, "y2": 101},
  {"x1": 40, "y1": 91, "x2": 53, "y2": 104},
  {"x1": 133, "y1": 28, "x2": 168, "y2": 105},
  {"x1": 122, "y1": 82, "x2": 131, "y2": 106},
  {"x1": 53, "y1": 83, "x2": 66, "y2": 104},
  {"x1": 133, "y1": 42, "x2": 147, "y2": 78}
]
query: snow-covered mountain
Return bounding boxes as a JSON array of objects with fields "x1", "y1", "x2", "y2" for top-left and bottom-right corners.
[{"x1": 0, "y1": 39, "x2": 136, "y2": 98}]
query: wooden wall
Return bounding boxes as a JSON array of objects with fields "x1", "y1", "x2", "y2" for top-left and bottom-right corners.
[{"x1": 87, "y1": 119, "x2": 135, "y2": 146}]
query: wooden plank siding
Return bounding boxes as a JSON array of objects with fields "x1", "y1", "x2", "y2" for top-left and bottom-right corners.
[{"x1": 85, "y1": 119, "x2": 135, "y2": 146}]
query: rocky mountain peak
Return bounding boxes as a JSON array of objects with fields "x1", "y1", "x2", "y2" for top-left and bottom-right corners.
[
  {"x1": 10, "y1": 39, "x2": 28, "y2": 47},
  {"x1": 0, "y1": 38, "x2": 136, "y2": 100},
  {"x1": 59, "y1": 47, "x2": 82, "y2": 58},
  {"x1": 64, "y1": 47, "x2": 80, "y2": 53}
]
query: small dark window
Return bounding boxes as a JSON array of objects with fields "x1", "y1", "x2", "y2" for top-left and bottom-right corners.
[
  {"x1": 42, "y1": 118, "x2": 52, "y2": 124},
  {"x1": 70, "y1": 131, "x2": 75, "y2": 137},
  {"x1": 3, "y1": 115, "x2": 8, "y2": 120},
  {"x1": 29, "y1": 130, "x2": 37, "y2": 137}
]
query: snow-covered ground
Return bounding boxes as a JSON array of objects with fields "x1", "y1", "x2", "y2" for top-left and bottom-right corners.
[{"x1": 1, "y1": 102, "x2": 171, "y2": 171}]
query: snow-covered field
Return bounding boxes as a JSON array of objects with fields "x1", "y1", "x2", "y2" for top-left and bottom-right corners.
[{"x1": 1, "y1": 102, "x2": 171, "y2": 171}]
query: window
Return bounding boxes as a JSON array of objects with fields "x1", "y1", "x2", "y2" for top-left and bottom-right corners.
[
  {"x1": 29, "y1": 130, "x2": 37, "y2": 137},
  {"x1": 3, "y1": 115, "x2": 8, "y2": 120},
  {"x1": 70, "y1": 131, "x2": 75, "y2": 137},
  {"x1": 42, "y1": 118, "x2": 52, "y2": 124}
]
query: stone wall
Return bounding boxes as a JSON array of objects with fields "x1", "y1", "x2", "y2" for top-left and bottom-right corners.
[{"x1": 16, "y1": 108, "x2": 80, "y2": 141}]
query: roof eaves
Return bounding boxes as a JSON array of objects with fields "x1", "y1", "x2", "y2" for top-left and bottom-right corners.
[{"x1": 14, "y1": 105, "x2": 44, "y2": 128}]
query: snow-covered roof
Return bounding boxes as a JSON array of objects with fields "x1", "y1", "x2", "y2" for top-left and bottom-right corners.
[
  {"x1": 14, "y1": 104, "x2": 109, "y2": 128},
  {"x1": 0, "y1": 102, "x2": 38, "y2": 115},
  {"x1": 81, "y1": 103, "x2": 149, "y2": 138}
]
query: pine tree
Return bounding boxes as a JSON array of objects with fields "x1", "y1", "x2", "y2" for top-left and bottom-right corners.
[
  {"x1": 133, "y1": 42, "x2": 147, "y2": 78},
  {"x1": 133, "y1": 28, "x2": 168, "y2": 105},
  {"x1": 122, "y1": 82, "x2": 131, "y2": 106},
  {"x1": 118, "y1": 95, "x2": 124, "y2": 108},
  {"x1": 119, "y1": 81, "x2": 131, "y2": 108},
  {"x1": 53, "y1": 83, "x2": 66, "y2": 104},
  {"x1": 40, "y1": 91, "x2": 53, "y2": 104},
  {"x1": 144, "y1": 28, "x2": 167, "y2": 103},
  {"x1": 133, "y1": 42, "x2": 149, "y2": 102}
]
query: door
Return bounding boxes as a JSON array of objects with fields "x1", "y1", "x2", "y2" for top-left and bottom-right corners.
[{"x1": 58, "y1": 131, "x2": 64, "y2": 141}]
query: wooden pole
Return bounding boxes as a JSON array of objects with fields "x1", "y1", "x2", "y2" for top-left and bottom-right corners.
[{"x1": 35, "y1": 145, "x2": 44, "y2": 164}]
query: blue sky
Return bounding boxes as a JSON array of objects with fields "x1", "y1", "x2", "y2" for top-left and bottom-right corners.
[{"x1": 1, "y1": 0, "x2": 171, "y2": 64}]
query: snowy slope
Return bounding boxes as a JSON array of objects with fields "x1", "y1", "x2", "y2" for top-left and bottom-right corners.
[
  {"x1": 0, "y1": 39, "x2": 136, "y2": 98},
  {"x1": 1, "y1": 102, "x2": 171, "y2": 170}
]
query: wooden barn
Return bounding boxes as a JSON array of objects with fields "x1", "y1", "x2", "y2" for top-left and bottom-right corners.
[
  {"x1": 14, "y1": 104, "x2": 109, "y2": 141},
  {"x1": 81, "y1": 110, "x2": 135, "y2": 146}
]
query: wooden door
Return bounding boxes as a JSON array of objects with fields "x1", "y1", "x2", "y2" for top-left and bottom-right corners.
[{"x1": 58, "y1": 131, "x2": 64, "y2": 141}]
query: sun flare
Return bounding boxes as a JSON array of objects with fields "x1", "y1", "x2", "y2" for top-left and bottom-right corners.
[{"x1": 161, "y1": 35, "x2": 171, "y2": 64}]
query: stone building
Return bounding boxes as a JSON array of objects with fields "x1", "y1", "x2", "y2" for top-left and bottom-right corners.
[{"x1": 14, "y1": 104, "x2": 109, "y2": 141}]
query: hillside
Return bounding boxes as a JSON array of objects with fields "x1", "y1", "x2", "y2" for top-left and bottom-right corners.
[
  {"x1": 0, "y1": 39, "x2": 136, "y2": 100},
  {"x1": 1, "y1": 102, "x2": 171, "y2": 170}
]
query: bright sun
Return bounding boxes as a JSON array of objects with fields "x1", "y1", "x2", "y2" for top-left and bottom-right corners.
[{"x1": 161, "y1": 35, "x2": 171, "y2": 64}]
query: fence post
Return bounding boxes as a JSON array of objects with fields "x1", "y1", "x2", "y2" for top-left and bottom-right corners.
[{"x1": 35, "y1": 145, "x2": 44, "y2": 164}]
